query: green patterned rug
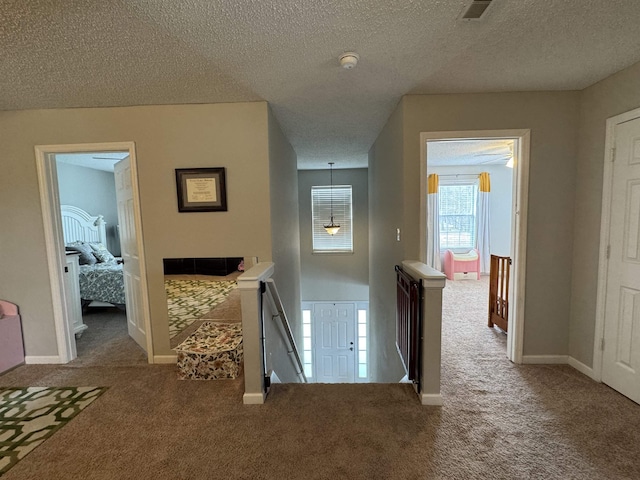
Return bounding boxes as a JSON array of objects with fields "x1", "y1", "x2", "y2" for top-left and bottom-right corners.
[
  {"x1": 165, "y1": 279, "x2": 237, "y2": 338},
  {"x1": 0, "y1": 387, "x2": 106, "y2": 476}
]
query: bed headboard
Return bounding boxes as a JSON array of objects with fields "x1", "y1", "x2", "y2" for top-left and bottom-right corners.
[{"x1": 60, "y1": 205, "x2": 107, "y2": 245}]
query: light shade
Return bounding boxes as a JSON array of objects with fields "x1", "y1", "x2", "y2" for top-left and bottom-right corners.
[{"x1": 324, "y1": 222, "x2": 341, "y2": 235}]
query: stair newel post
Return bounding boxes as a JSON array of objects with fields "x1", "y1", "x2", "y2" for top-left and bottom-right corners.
[{"x1": 238, "y1": 262, "x2": 275, "y2": 405}]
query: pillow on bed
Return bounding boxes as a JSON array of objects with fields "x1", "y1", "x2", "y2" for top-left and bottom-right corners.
[
  {"x1": 88, "y1": 242, "x2": 116, "y2": 263},
  {"x1": 65, "y1": 241, "x2": 98, "y2": 265}
]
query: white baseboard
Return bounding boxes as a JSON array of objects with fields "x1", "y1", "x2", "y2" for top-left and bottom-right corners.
[
  {"x1": 519, "y1": 355, "x2": 598, "y2": 381},
  {"x1": 521, "y1": 355, "x2": 569, "y2": 364},
  {"x1": 568, "y1": 356, "x2": 597, "y2": 380},
  {"x1": 420, "y1": 393, "x2": 443, "y2": 406},
  {"x1": 153, "y1": 355, "x2": 177, "y2": 364},
  {"x1": 243, "y1": 392, "x2": 266, "y2": 405},
  {"x1": 24, "y1": 355, "x2": 63, "y2": 364}
]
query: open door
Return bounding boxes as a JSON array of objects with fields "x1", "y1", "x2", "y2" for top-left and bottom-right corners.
[
  {"x1": 600, "y1": 113, "x2": 640, "y2": 404},
  {"x1": 114, "y1": 156, "x2": 148, "y2": 351}
]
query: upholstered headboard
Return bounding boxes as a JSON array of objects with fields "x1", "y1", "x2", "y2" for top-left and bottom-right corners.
[{"x1": 60, "y1": 205, "x2": 107, "y2": 245}]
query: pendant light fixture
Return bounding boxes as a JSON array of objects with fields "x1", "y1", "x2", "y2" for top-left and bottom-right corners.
[{"x1": 324, "y1": 162, "x2": 341, "y2": 235}]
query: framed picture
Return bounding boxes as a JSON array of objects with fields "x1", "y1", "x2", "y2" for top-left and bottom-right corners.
[{"x1": 175, "y1": 168, "x2": 227, "y2": 212}]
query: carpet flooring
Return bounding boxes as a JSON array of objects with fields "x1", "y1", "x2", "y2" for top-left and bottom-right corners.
[
  {"x1": 1, "y1": 278, "x2": 639, "y2": 479},
  {"x1": 72, "y1": 308, "x2": 147, "y2": 367}
]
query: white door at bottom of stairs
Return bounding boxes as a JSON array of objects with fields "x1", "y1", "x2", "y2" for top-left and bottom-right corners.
[
  {"x1": 313, "y1": 303, "x2": 355, "y2": 383},
  {"x1": 602, "y1": 114, "x2": 640, "y2": 405}
]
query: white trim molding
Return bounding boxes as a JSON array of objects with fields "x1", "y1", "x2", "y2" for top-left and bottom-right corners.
[
  {"x1": 520, "y1": 355, "x2": 597, "y2": 381},
  {"x1": 420, "y1": 393, "x2": 444, "y2": 406},
  {"x1": 593, "y1": 106, "x2": 640, "y2": 383},
  {"x1": 521, "y1": 355, "x2": 569, "y2": 364},
  {"x1": 34, "y1": 142, "x2": 154, "y2": 364},
  {"x1": 568, "y1": 356, "x2": 596, "y2": 380},
  {"x1": 419, "y1": 129, "x2": 530, "y2": 365},
  {"x1": 153, "y1": 355, "x2": 178, "y2": 364},
  {"x1": 25, "y1": 356, "x2": 63, "y2": 364},
  {"x1": 243, "y1": 392, "x2": 267, "y2": 405}
]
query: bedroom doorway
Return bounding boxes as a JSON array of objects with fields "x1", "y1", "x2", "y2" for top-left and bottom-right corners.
[
  {"x1": 419, "y1": 130, "x2": 530, "y2": 364},
  {"x1": 35, "y1": 142, "x2": 153, "y2": 364}
]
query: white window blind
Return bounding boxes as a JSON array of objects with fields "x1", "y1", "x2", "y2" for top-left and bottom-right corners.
[
  {"x1": 311, "y1": 185, "x2": 353, "y2": 253},
  {"x1": 439, "y1": 183, "x2": 477, "y2": 249}
]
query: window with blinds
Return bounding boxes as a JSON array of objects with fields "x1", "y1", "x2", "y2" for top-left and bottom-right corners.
[
  {"x1": 311, "y1": 185, "x2": 353, "y2": 253},
  {"x1": 439, "y1": 183, "x2": 477, "y2": 249}
]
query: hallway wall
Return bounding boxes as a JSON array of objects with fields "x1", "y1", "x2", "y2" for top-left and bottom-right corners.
[
  {"x1": 298, "y1": 168, "x2": 369, "y2": 302},
  {"x1": 0, "y1": 102, "x2": 274, "y2": 358}
]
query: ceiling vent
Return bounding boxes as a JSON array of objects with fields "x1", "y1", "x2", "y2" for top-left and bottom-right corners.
[{"x1": 460, "y1": 0, "x2": 494, "y2": 21}]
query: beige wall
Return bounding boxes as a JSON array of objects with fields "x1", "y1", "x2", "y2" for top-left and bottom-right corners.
[
  {"x1": 368, "y1": 100, "x2": 406, "y2": 382},
  {"x1": 570, "y1": 61, "x2": 640, "y2": 366},
  {"x1": 267, "y1": 107, "x2": 303, "y2": 345},
  {"x1": 403, "y1": 93, "x2": 580, "y2": 357},
  {"x1": 0, "y1": 102, "x2": 273, "y2": 357},
  {"x1": 298, "y1": 168, "x2": 369, "y2": 302},
  {"x1": 369, "y1": 92, "x2": 581, "y2": 377}
]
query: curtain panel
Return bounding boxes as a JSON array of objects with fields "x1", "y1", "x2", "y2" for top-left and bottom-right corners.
[
  {"x1": 476, "y1": 172, "x2": 491, "y2": 274},
  {"x1": 426, "y1": 173, "x2": 441, "y2": 270}
]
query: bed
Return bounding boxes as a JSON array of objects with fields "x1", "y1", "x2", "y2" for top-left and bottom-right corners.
[{"x1": 60, "y1": 205, "x2": 126, "y2": 308}]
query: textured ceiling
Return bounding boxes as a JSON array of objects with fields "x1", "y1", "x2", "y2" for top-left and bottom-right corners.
[
  {"x1": 55, "y1": 152, "x2": 128, "y2": 172},
  {"x1": 2, "y1": 1, "x2": 640, "y2": 169},
  {"x1": 427, "y1": 139, "x2": 515, "y2": 167}
]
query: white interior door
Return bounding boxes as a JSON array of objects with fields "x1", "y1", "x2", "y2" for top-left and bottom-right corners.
[
  {"x1": 313, "y1": 303, "x2": 355, "y2": 383},
  {"x1": 602, "y1": 115, "x2": 640, "y2": 404},
  {"x1": 114, "y1": 157, "x2": 147, "y2": 351}
]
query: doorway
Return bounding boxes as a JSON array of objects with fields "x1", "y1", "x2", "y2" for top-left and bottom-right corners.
[
  {"x1": 420, "y1": 130, "x2": 530, "y2": 363},
  {"x1": 35, "y1": 142, "x2": 153, "y2": 364},
  {"x1": 594, "y1": 107, "x2": 640, "y2": 404},
  {"x1": 301, "y1": 301, "x2": 369, "y2": 383}
]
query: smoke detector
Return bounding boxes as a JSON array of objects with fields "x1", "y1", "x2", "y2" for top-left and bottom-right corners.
[{"x1": 339, "y1": 52, "x2": 359, "y2": 69}]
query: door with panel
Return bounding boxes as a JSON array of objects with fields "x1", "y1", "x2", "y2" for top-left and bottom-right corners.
[
  {"x1": 313, "y1": 303, "x2": 356, "y2": 383},
  {"x1": 602, "y1": 115, "x2": 640, "y2": 404},
  {"x1": 114, "y1": 157, "x2": 148, "y2": 352}
]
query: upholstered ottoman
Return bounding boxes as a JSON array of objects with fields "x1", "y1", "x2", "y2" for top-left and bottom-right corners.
[{"x1": 176, "y1": 322, "x2": 243, "y2": 380}]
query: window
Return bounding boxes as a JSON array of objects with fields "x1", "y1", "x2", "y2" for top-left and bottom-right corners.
[
  {"x1": 439, "y1": 183, "x2": 477, "y2": 249},
  {"x1": 311, "y1": 185, "x2": 353, "y2": 253},
  {"x1": 302, "y1": 309, "x2": 313, "y2": 379},
  {"x1": 357, "y1": 307, "x2": 368, "y2": 380}
]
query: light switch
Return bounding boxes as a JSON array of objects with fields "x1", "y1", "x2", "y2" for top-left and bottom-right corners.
[{"x1": 396, "y1": 228, "x2": 401, "y2": 241}]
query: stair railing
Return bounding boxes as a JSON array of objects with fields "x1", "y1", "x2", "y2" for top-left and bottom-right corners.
[{"x1": 264, "y1": 279, "x2": 307, "y2": 383}]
